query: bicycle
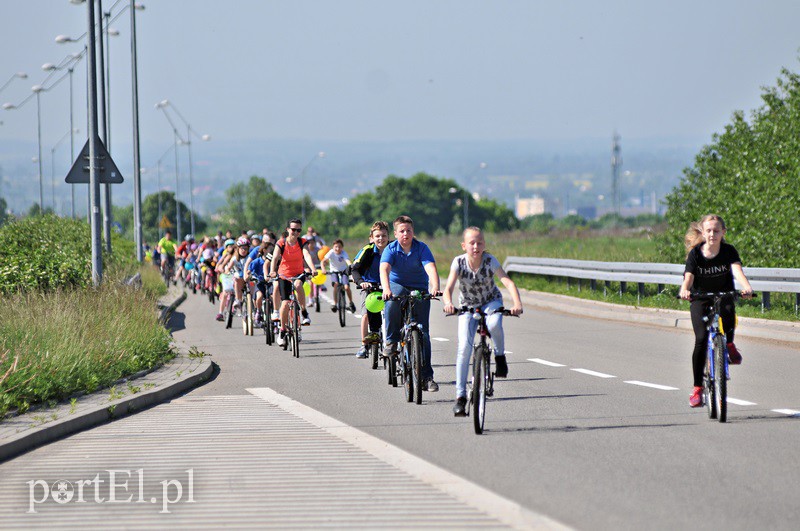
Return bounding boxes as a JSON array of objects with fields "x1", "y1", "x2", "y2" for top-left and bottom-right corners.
[
  {"x1": 452, "y1": 306, "x2": 517, "y2": 434},
  {"x1": 261, "y1": 282, "x2": 276, "y2": 346},
  {"x1": 242, "y1": 279, "x2": 255, "y2": 336},
  {"x1": 310, "y1": 281, "x2": 321, "y2": 313},
  {"x1": 689, "y1": 291, "x2": 755, "y2": 423},
  {"x1": 278, "y1": 273, "x2": 308, "y2": 359},
  {"x1": 387, "y1": 291, "x2": 438, "y2": 404},
  {"x1": 360, "y1": 284, "x2": 384, "y2": 370},
  {"x1": 160, "y1": 254, "x2": 174, "y2": 287},
  {"x1": 332, "y1": 271, "x2": 349, "y2": 328}
]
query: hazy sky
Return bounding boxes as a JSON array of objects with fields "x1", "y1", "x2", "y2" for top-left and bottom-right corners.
[{"x1": 2, "y1": 0, "x2": 800, "y2": 153}]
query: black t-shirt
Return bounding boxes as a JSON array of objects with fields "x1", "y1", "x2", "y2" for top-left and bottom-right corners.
[{"x1": 684, "y1": 242, "x2": 741, "y2": 292}]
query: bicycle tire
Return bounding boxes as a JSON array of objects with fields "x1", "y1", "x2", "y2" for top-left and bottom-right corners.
[
  {"x1": 714, "y1": 334, "x2": 727, "y2": 422},
  {"x1": 371, "y1": 343, "x2": 379, "y2": 370},
  {"x1": 292, "y1": 301, "x2": 301, "y2": 358},
  {"x1": 338, "y1": 287, "x2": 347, "y2": 327},
  {"x1": 411, "y1": 329, "x2": 423, "y2": 405},
  {"x1": 473, "y1": 345, "x2": 487, "y2": 434},
  {"x1": 225, "y1": 295, "x2": 234, "y2": 329},
  {"x1": 386, "y1": 355, "x2": 397, "y2": 386},
  {"x1": 246, "y1": 293, "x2": 254, "y2": 336},
  {"x1": 314, "y1": 285, "x2": 321, "y2": 313},
  {"x1": 265, "y1": 299, "x2": 274, "y2": 346},
  {"x1": 704, "y1": 356, "x2": 716, "y2": 419}
]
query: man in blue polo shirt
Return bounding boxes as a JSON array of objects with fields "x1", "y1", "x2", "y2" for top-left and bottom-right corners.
[{"x1": 380, "y1": 215, "x2": 442, "y2": 392}]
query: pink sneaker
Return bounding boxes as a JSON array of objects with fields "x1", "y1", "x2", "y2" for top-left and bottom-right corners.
[
  {"x1": 689, "y1": 386, "x2": 703, "y2": 408},
  {"x1": 727, "y1": 343, "x2": 742, "y2": 365}
]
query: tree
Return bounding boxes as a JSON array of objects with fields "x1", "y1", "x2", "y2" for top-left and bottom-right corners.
[
  {"x1": 218, "y1": 176, "x2": 310, "y2": 234},
  {"x1": 661, "y1": 67, "x2": 800, "y2": 267},
  {"x1": 141, "y1": 191, "x2": 203, "y2": 244},
  {"x1": 0, "y1": 197, "x2": 10, "y2": 227}
]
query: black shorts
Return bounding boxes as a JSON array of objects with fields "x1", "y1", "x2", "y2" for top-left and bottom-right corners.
[
  {"x1": 278, "y1": 277, "x2": 302, "y2": 301},
  {"x1": 256, "y1": 280, "x2": 271, "y2": 297}
]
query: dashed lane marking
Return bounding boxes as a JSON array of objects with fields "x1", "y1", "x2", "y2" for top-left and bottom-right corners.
[
  {"x1": 527, "y1": 358, "x2": 566, "y2": 367},
  {"x1": 571, "y1": 368, "x2": 616, "y2": 379},
  {"x1": 727, "y1": 398, "x2": 757, "y2": 406},
  {"x1": 432, "y1": 337, "x2": 450, "y2": 342},
  {"x1": 772, "y1": 409, "x2": 800, "y2": 416},
  {"x1": 624, "y1": 380, "x2": 679, "y2": 391}
]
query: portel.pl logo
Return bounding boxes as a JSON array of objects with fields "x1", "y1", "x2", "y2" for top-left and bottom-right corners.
[{"x1": 27, "y1": 469, "x2": 194, "y2": 514}]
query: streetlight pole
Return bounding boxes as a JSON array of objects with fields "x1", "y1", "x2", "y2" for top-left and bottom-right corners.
[
  {"x1": 173, "y1": 130, "x2": 182, "y2": 242},
  {"x1": 0, "y1": 72, "x2": 28, "y2": 95},
  {"x1": 96, "y1": 0, "x2": 112, "y2": 253},
  {"x1": 130, "y1": 0, "x2": 144, "y2": 261},
  {"x1": 86, "y1": 0, "x2": 104, "y2": 285},
  {"x1": 34, "y1": 87, "x2": 44, "y2": 213}
]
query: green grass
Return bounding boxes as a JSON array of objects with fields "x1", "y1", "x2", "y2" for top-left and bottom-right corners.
[{"x1": 0, "y1": 271, "x2": 173, "y2": 418}]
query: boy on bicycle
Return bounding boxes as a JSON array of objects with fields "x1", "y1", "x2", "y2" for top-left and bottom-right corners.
[
  {"x1": 380, "y1": 215, "x2": 441, "y2": 392},
  {"x1": 443, "y1": 226, "x2": 523, "y2": 416},
  {"x1": 350, "y1": 221, "x2": 389, "y2": 358},
  {"x1": 269, "y1": 219, "x2": 317, "y2": 346}
]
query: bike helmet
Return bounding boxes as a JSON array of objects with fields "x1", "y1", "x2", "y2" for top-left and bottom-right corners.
[
  {"x1": 224, "y1": 238, "x2": 235, "y2": 248},
  {"x1": 236, "y1": 236, "x2": 249, "y2": 246},
  {"x1": 185, "y1": 234, "x2": 194, "y2": 241}
]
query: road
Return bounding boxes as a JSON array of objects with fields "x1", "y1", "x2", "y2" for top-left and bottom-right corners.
[{"x1": 3, "y1": 289, "x2": 799, "y2": 529}]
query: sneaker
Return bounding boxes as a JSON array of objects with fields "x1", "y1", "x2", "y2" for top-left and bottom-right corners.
[
  {"x1": 271, "y1": 310, "x2": 280, "y2": 321},
  {"x1": 453, "y1": 396, "x2": 467, "y2": 417},
  {"x1": 423, "y1": 379, "x2": 439, "y2": 392},
  {"x1": 383, "y1": 342, "x2": 397, "y2": 357},
  {"x1": 348, "y1": 302, "x2": 356, "y2": 313},
  {"x1": 689, "y1": 386, "x2": 703, "y2": 408},
  {"x1": 355, "y1": 346, "x2": 368, "y2": 359},
  {"x1": 727, "y1": 342, "x2": 742, "y2": 365},
  {"x1": 331, "y1": 305, "x2": 338, "y2": 313},
  {"x1": 233, "y1": 299, "x2": 242, "y2": 312},
  {"x1": 494, "y1": 355, "x2": 508, "y2": 378},
  {"x1": 302, "y1": 316, "x2": 311, "y2": 326},
  {"x1": 215, "y1": 312, "x2": 224, "y2": 322},
  {"x1": 277, "y1": 330, "x2": 286, "y2": 347}
]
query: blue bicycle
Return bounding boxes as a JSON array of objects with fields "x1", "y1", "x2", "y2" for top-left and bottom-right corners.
[{"x1": 691, "y1": 291, "x2": 755, "y2": 423}]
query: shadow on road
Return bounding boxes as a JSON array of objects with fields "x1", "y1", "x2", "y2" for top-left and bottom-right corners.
[{"x1": 167, "y1": 311, "x2": 186, "y2": 332}]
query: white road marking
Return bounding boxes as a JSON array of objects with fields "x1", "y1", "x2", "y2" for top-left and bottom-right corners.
[
  {"x1": 624, "y1": 380, "x2": 679, "y2": 391},
  {"x1": 572, "y1": 368, "x2": 616, "y2": 378},
  {"x1": 432, "y1": 337, "x2": 450, "y2": 342},
  {"x1": 727, "y1": 398, "x2": 757, "y2": 406},
  {"x1": 247, "y1": 387, "x2": 569, "y2": 530},
  {"x1": 527, "y1": 358, "x2": 566, "y2": 367},
  {"x1": 504, "y1": 350, "x2": 513, "y2": 354},
  {"x1": 772, "y1": 409, "x2": 800, "y2": 417}
]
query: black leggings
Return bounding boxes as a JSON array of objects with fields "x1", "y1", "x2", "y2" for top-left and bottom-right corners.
[{"x1": 690, "y1": 299, "x2": 735, "y2": 387}]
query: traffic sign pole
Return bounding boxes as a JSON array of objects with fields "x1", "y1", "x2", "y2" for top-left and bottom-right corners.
[{"x1": 87, "y1": 0, "x2": 103, "y2": 285}]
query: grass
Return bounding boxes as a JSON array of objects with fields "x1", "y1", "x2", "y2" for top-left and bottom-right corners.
[{"x1": 0, "y1": 278, "x2": 174, "y2": 418}]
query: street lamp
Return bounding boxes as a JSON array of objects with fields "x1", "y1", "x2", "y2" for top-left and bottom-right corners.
[
  {"x1": 298, "y1": 151, "x2": 325, "y2": 227},
  {"x1": 155, "y1": 99, "x2": 210, "y2": 237},
  {"x1": 0, "y1": 72, "x2": 28, "y2": 95}
]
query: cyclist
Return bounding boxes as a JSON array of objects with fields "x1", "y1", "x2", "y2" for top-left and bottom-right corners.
[
  {"x1": 321, "y1": 239, "x2": 356, "y2": 314},
  {"x1": 269, "y1": 219, "x2": 318, "y2": 346},
  {"x1": 225, "y1": 237, "x2": 251, "y2": 313},
  {"x1": 215, "y1": 238, "x2": 237, "y2": 321},
  {"x1": 156, "y1": 230, "x2": 177, "y2": 278},
  {"x1": 679, "y1": 214, "x2": 754, "y2": 408},
  {"x1": 442, "y1": 226, "x2": 523, "y2": 416},
  {"x1": 247, "y1": 239, "x2": 275, "y2": 328},
  {"x1": 350, "y1": 221, "x2": 390, "y2": 358},
  {"x1": 174, "y1": 234, "x2": 194, "y2": 283},
  {"x1": 380, "y1": 215, "x2": 441, "y2": 392}
]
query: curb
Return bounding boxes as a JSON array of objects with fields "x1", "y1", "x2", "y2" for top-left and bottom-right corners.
[
  {"x1": 519, "y1": 289, "x2": 800, "y2": 346},
  {"x1": 159, "y1": 290, "x2": 187, "y2": 325},
  {"x1": 0, "y1": 289, "x2": 211, "y2": 463}
]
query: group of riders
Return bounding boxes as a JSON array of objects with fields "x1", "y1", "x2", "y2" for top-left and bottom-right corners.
[{"x1": 152, "y1": 215, "x2": 524, "y2": 416}]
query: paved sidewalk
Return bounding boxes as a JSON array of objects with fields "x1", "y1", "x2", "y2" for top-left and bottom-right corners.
[
  {"x1": 518, "y1": 289, "x2": 800, "y2": 345},
  {"x1": 0, "y1": 286, "x2": 213, "y2": 463}
]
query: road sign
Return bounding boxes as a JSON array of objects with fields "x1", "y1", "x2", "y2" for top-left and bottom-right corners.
[
  {"x1": 159, "y1": 215, "x2": 173, "y2": 229},
  {"x1": 65, "y1": 136, "x2": 124, "y2": 184}
]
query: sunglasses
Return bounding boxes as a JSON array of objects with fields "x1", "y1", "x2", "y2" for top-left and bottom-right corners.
[{"x1": 289, "y1": 228, "x2": 301, "y2": 233}]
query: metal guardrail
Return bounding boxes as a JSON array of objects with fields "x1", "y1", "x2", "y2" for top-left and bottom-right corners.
[{"x1": 503, "y1": 257, "x2": 800, "y2": 312}]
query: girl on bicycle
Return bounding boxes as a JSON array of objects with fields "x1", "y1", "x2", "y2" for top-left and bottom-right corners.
[
  {"x1": 679, "y1": 214, "x2": 753, "y2": 408},
  {"x1": 215, "y1": 238, "x2": 236, "y2": 321},
  {"x1": 442, "y1": 226, "x2": 523, "y2": 416},
  {"x1": 321, "y1": 239, "x2": 356, "y2": 314}
]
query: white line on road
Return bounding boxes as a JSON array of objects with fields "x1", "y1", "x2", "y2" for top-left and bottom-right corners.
[
  {"x1": 432, "y1": 337, "x2": 450, "y2": 342},
  {"x1": 772, "y1": 409, "x2": 800, "y2": 417},
  {"x1": 727, "y1": 398, "x2": 757, "y2": 406},
  {"x1": 624, "y1": 380, "x2": 679, "y2": 391},
  {"x1": 527, "y1": 358, "x2": 566, "y2": 367},
  {"x1": 572, "y1": 368, "x2": 616, "y2": 378},
  {"x1": 247, "y1": 387, "x2": 569, "y2": 530}
]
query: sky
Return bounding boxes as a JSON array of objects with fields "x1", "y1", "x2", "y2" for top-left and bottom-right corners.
[{"x1": 1, "y1": 0, "x2": 800, "y2": 216}]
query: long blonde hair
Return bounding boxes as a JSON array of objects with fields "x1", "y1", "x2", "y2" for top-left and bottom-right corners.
[{"x1": 684, "y1": 214, "x2": 726, "y2": 255}]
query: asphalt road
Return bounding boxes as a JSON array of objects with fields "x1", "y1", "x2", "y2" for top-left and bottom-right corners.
[{"x1": 173, "y1": 290, "x2": 800, "y2": 530}]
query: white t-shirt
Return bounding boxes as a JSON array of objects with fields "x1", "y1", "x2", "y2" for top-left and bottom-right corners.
[
  {"x1": 451, "y1": 252, "x2": 503, "y2": 307},
  {"x1": 324, "y1": 249, "x2": 350, "y2": 273}
]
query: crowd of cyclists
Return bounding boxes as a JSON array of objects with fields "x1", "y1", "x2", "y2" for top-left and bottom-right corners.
[
  {"x1": 150, "y1": 215, "x2": 524, "y2": 416},
  {"x1": 150, "y1": 212, "x2": 754, "y2": 414}
]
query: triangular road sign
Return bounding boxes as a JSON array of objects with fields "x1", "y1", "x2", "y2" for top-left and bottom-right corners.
[
  {"x1": 65, "y1": 136, "x2": 124, "y2": 184},
  {"x1": 158, "y1": 215, "x2": 173, "y2": 229}
]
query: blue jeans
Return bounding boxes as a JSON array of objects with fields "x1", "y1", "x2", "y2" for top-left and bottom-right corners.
[
  {"x1": 455, "y1": 299, "x2": 504, "y2": 398},
  {"x1": 384, "y1": 281, "x2": 434, "y2": 380}
]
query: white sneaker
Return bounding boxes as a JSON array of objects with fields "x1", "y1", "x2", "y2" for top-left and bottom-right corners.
[
  {"x1": 233, "y1": 299, "x2": 242, "y2": 312},
  {"x1": 302, "y1": 316, "x2": 311, "y2": 326},
  {"x1": 277, "y1": 331, "x2": 286, "y2": 347},
  {"x1": 271, "y1": 310, "x2": 280, "y2": 321}
]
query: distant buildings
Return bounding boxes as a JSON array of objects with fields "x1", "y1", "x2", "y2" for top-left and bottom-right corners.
[{"x1": 515, "y1": 196, "x2": 545, "y2": 218}]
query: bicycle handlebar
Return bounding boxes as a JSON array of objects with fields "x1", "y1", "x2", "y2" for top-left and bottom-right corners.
[
  {"x1": 446, "y1": 306, "x2": 519, "y2": 317},
  {"x1": 386, "y1": 291, "x2": 439, "y2": 302},
  {"x1": 676, "y1": 290, "x2": 758, "y2": 301}
]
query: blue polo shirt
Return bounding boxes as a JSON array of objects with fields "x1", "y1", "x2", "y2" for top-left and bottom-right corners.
[
  {"x1": 380, "y1": 239, "x2": 435, "y2": 290},
  {"x1": 248, "y1": 246, "x2": 260, "y2": 261}
]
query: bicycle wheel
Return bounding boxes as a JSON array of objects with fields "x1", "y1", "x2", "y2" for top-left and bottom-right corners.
[
  {"x1": 292, "y1": 301, "x2": 301, "y2": 358},
  {"x1": 402, "y1": 349, "x2": 413, "y2": 402},
  {"x1": 265, "y1": 299, "x2": 274, "y2": 346},
  {"x1": 411, "y1": 329, "x2": 423, "y2": 405},
  {"x1": 338, "y1": 287, "x2": 347, "y2": 327},
  {"x1": 371, "y1": 343, "x2": 379, "y2": 370},
  {"x1": 246, "y1": 293, "x2": 254, "y2": 335},
  {"x1": 704, "y1": 356, "x2": 716, "y2": 419},
  {"x1": 473, "y1": 345, "x2": 487, "y2": 434},
  {"x1": 314, "y1": 285, "x2": 321, "y2": 313},
  {"x1": 713, "y1": 334, "x2": 727, "y2": 422},
  {"x1": 225, "y1": 295, "x2": 234, "y2": 329}
]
